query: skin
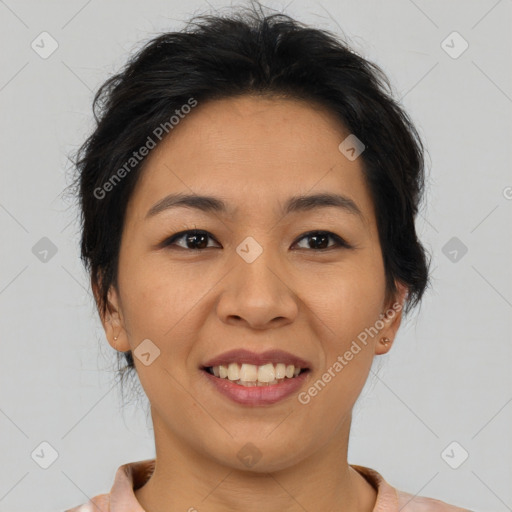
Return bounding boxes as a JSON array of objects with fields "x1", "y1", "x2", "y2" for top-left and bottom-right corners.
[{"x1": 95, "y1": 95, "x2": 408, "y2": 512}]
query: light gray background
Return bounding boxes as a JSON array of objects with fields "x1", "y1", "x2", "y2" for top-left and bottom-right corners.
[{"x1": 1, "y1": 1, "x2": 511, "y2": 511}]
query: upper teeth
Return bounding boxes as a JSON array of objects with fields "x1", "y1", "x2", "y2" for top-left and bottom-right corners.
[{"x1": 211, "y1": 363, "x2": 302, "y2": 383}]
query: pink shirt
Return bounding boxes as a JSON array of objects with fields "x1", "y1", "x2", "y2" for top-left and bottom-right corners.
[{"x1": 65, "y1": 459, "x2": 472, "y2": 511}]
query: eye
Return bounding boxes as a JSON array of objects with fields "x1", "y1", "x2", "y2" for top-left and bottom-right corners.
[
  {"x1": 161, "y1": 229, "x2": 352, "y2": 251},
  {"x1": 292, "y1": 231, "x2": 352, "y2": 251},
  {"x1": 162, "y1": 229, "x2": 220, "y2": 250}
]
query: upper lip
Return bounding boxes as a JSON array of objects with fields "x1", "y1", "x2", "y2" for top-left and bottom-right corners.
[{"x1": 202, "y1": 349, "x2": 312, "y2": 369}]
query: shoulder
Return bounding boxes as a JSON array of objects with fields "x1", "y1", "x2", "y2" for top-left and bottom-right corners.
[
  {"x1": 397, "y1": 488, "x2": 473, "y2": 511},
  {"x1": 64, "y1": 492, "x2": 110, "y2": 512},
  {"x1": 396, "y1": 490, "x2": 471, "y2": 512},
  {"x1": 350, "y1": 464, "x2": 473, "y2": 512},
  {"x1": 64, "y1": 458, "x2": 154, "y2": 512}
]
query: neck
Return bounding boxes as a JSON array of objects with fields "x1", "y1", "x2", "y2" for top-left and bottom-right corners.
[{"x1": 135, "y1": 412, "x2": 377, "y2": 512}]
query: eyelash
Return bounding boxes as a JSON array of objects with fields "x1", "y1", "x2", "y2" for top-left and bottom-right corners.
[{"x1": 161, "y1": 229, "x2": 353, "y2": 251}]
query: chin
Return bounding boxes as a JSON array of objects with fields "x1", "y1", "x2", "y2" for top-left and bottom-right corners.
[{"x1": 206, "y1": 437, "x2": 311, "y2": 474}]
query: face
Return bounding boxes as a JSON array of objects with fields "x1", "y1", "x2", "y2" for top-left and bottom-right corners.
[{"x1": 98, "y1": 95, "x2": 406, "y2": 472}]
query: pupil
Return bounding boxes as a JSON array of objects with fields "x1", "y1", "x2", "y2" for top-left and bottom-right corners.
[
  {"x1": 188, "y1": 232, "x2": 207, "y2": 249},
  {"x1": 310, "y1": 233, "x2": 328, "y2": 249}
]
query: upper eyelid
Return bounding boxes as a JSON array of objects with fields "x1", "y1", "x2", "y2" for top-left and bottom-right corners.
[
  {"x1": 163, "y1": 229, "x2": 220, "y2": 248},
  {"x1": 164, "y1": 229, "x2": 350, "y2": 249}
]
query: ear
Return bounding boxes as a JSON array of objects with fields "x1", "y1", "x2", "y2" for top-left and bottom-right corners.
[
  {"x1": 374, "y1": 282, "x2": 409, "y2": 355},
  {"x1": 91, "y1": 275, "x2": 131, "y2": 352}
]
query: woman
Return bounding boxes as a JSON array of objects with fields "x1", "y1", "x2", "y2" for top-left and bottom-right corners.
[{"x1": 66, "y1": 5, "x2": 472, "y2": 511}]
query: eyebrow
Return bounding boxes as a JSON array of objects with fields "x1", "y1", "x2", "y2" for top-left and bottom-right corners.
[{"x1": 145, "y1": 192, "x2": 364, "y2": 221}]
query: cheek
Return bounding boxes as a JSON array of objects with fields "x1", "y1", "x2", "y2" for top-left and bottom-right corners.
[
  {"x1": 117, "y1": 254, "x2": 216, "y2": 375},
  {"x1": 302, "y1": 254, "x2": 385, "y2": 335},
  {"x1": 119, "y1": 250, "x2": 197, "y2": 326},
  {"x1": 298, "y1": 267, "x2": 382, "y2": 425},
  {"x1": 301, "y1": 256, "x2": 385, "y2": 407}
]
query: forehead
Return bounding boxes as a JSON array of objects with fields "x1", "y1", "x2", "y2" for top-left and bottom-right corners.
[{"x1": 126, "y1": 95, "x2": 376, "y2": 227}]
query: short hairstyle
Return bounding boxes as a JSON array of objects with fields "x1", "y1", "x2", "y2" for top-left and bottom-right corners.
[{"x1": 71, "y1": 4, "x2": 431, "y2": 392}]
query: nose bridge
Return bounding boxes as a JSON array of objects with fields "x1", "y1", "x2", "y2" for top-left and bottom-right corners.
[
  {"x1": 233, "y1": 235, "x2": 284, "y2": 300},
  {"x1": 216, "y1": 235, "x2": 298, "y2": 328}
]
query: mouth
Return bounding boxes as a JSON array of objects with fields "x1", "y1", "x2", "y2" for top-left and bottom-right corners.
[
  {"x1": 202, "y1": 363, "x2": 310, "y2": 387},
  {"x1": 199, "y1": 349, "x2": 312, "y2": 404}
]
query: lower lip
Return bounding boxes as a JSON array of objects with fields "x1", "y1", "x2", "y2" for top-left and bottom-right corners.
[{"x1": 201, "y1": 369, "x2": 310, "y2": 406}]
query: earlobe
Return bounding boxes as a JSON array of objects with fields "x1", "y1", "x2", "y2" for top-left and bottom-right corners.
[
  {"x1": 375, "y1": 282, "x2": 409, "y2": 355},
  {"x1": 105, "y1": 286, "x2": 131, "y2": 352},
  {"x1": 91, "y1": 276, "x2": 131, "y2": 352},
  {"x1": 375, "y1": 336, "x2": 393, "y2": 355}
]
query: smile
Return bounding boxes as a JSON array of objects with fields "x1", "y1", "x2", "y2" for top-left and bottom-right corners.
[{"x1": 205, "y1": 362, "x2": 307, "y2": 387}]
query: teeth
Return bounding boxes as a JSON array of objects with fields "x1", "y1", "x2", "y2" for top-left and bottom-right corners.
[
  {"x1": 227, "y1": 362, "x2": 240, "y2": 381},
  {"x1": 239, "y1": 363, "x2": 258, "y2": 382},
  {"x1": 275, "y1": 363, "x2": 286, "y2": 379},
  {"x1": 209, "y1": 363, "x2": 304, "y2": 385},
  {"x1": 257, "y1": 363, "x2": 275, "y2": 383}
]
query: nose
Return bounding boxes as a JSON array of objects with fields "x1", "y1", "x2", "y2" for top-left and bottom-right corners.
[{"x1": 215, "y1": 249, "x2": 299, "y2": 330}]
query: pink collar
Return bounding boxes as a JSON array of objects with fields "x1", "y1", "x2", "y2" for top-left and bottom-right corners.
[{"x1": 104, "y1": 459, "x2": 399, "y2": 512}]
